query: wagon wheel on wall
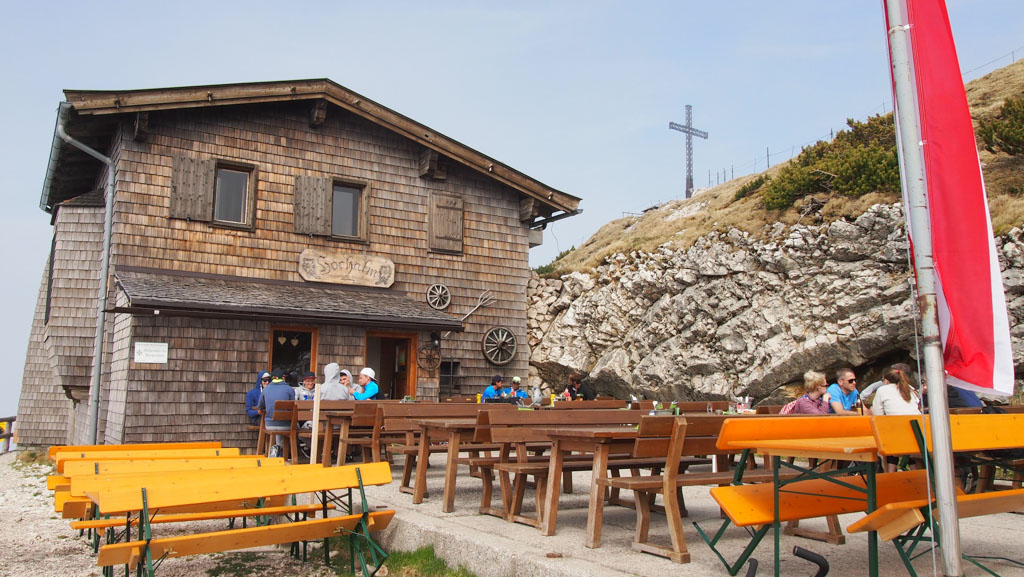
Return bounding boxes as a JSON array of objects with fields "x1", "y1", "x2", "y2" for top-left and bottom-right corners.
[
  {"x1": 426, "y1": 284, "x2": 451, "y2": 310},
  {"x1": 482, "y1": 326, "x2": 516, "y2": 366},
  {"x1": 417, "y1": 344, "x2": 442, "y2": 371}
]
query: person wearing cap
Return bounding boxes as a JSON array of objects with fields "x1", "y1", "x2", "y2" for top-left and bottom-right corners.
[
  {"x1": 320, "y1": 363, "x2": 354, "y2": 401},
  {"x1": 258, "y1": 369, "x2": 296, "y2": 456},
  {"x1": 504, "y1": 376, "x2": 529, "y2": 399},
  {"x1": 295, "y1": 371, "x2": 317, "y2": 401},
  {"x1": 482, "y1": 375, "x2": 504, "y2": 399},
  {"x1": 245, "y1": 370, "x2": 270, "y2": 425},
  {"x1": 352, "y1": 367, "x2": 380, "y2": 400}
]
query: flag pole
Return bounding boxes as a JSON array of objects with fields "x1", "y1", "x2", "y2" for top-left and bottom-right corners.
[{"x1": 884, "y1": 1, "x2": 962, "y2": 574}]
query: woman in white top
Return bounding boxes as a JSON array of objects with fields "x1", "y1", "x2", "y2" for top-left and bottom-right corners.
[{"x1": 872, "y1": 367, "x2": 921, "y2": 471}]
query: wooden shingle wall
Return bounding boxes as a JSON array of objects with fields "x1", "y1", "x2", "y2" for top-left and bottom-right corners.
[
  {"x1": 44, "y1": 206, "x2": 104, "y2": 398},
  {"x1": 118, "y1": 315, "x2": 270, "y2": 446},
  {"x1": 15, "y1": 259, "x2": 73, "y2": 447},
  {"x1": 17, "y1": 203, "x2": 107, "y2": 447},
  {"x1": 110, "y1": 102, "x2": 531, "y2": 394}
]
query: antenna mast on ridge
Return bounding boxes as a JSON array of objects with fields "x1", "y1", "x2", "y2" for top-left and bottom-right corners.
[{"x1": 669, "y1": 104, "x2": 709, "y2": 198}]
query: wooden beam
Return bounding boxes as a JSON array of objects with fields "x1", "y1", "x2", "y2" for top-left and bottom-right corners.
[
  {"x1": 519, "y1": 197, "x2": 537, "y2": 222},
  {"x1": 418, "y1": 149, "x2": 447, "y2": 180},
  {"x1": 132, "y1": 112, "x2": 148, "y2": 141},
  {"x1": 309, "y1": 100, "x2": 327, "y2": 127}
]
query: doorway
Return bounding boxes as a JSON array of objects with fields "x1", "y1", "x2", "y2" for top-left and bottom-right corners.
[{"x1": 366, "y1": 332, "x2": 416, "y2": 399}]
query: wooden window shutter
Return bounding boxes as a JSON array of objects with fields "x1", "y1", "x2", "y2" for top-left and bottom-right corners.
[
  {"x1": 293, "y1": 175, "x2": 333, "y2": 235},
  {"x1": 169, "y1": 155, "x2": 214, "y2": 222},
  {"x1": 429, "y1": 193, "x2": 464, "y2": 253}
]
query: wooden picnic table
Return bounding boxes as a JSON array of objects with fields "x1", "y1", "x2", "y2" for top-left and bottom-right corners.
[
  {"x1": 534, "y1": 425, "x2": 641, "y2": 547},
  {"x1": 408, "y1": 417, "x2": 479, "y2": 512}
]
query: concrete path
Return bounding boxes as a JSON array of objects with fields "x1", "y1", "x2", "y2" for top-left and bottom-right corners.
[{"x1": 364, "y1": 453, "x2": 1024, "y2": 577}]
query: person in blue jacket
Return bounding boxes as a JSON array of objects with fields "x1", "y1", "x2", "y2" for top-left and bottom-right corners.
[
  {"x1": 245, "y1": 370, "x2": 270, "y2": 425},
  {"x1": 353, "y1": 367, "x2": 380, "y2": 400},
  {"x1": 504, "y1": 376, "x2": 529, "y2": 399}
]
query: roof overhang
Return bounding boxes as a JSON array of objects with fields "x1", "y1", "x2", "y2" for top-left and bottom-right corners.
[
  {"x1": 113, "y1": 267, "x2": 463, "y2": 332},
  {"x1": 43, "y1": 79, "x2": 581, "y2": 220}
]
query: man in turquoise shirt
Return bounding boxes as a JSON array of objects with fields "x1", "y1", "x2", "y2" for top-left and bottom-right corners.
[
  {"x1": 826, "y1": 368, "x2": 860, "y2": 414},
  {"x1": 482, "y1": 375, "x2": 504, "y2": 399},
  {"x1": 353, "y1": 367, "x2": 380, "y2": 400}
]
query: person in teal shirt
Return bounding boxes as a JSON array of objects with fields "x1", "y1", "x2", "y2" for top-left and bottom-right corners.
[
  {"x1": 482, "y1": 375, "x2": 504, "y2": 399},
  {"x1": 353, "y1": 367, "x2": 380, "y2": 400},
  {"x1": 826, "y1": 368, "x2": 860, "y2": 414}
]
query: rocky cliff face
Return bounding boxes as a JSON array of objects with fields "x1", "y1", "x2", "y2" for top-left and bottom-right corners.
[{"x1": 527, "y1": 204, "x2": 1024, "y2": 402}]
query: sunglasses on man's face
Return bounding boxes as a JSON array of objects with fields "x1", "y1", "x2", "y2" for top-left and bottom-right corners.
[{"x1": 262, "y1": 378, "x2": 271, "y2": 381}]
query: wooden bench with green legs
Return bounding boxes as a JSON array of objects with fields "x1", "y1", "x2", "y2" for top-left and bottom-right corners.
[
  {"x1": 50, "y1": 455, "x2": 284, "y2": 494},
  {"x1": 847, "y1": 414, "x2": 1024, "y2": 577},
  {"x1": 86, "y1": 462, "x2": 394, "y2": 577},
  {"x1": 54, "y1": 447, "x2": 243, "y2": 473},
  {"x1": 694, "y1": 415, "x2": 936, "y2": 576},
  {"x1": 50, "y1": 454, "x2": 280, "y2": 522},
  {"x1": 48, "y1": 442, "x2": 223, "y2": 459}
]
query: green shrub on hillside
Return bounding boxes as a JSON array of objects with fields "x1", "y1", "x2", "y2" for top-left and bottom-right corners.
[
  {"x1": 759, "y1": 114, "x2": 899, "y2": 209},
  {"x1": 762, "y1": 165, "x2": 820, "y2": 209},
  {"x1": 734, "y1": 174, "x2": 770, "y2": 200},
  {"x1": 979, "y1": 97, "x2": 1024, "y2": 156},
  {"x1": 534, "y1": 246, "x2": 575, "y2": 277}
]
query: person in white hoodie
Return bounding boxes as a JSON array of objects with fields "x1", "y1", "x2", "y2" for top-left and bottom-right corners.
[{"x1": 320, "y1": 363, "x2": 354, "y2": 401}]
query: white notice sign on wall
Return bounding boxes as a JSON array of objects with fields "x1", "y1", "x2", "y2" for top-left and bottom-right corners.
[{"x1": 134, "y1": 342, "x2": 168, "y2": 364}]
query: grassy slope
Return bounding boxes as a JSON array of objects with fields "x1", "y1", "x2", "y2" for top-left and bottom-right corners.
[{"x1": 553, "y1": 59, "x2": 1024, "y2": 274}]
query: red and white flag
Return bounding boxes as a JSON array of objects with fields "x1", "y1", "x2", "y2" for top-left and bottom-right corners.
[{"x1": 885, "y1": 0, "x2": 1014, "y2": 396}]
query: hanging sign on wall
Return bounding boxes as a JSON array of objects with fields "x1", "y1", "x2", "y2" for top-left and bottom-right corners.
[{"x1": 298, "y1": 249, "x2": 395, "y2": 288}]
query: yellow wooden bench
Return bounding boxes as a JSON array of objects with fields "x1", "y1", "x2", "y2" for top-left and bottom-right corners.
[
  {"x1": 97, "y1": 510, "x2": 395, "y2": 568},
  {"x1": 54, "y1": 448, "x2": 241, "y2": 473},
  {"x1": 49, "y1": 456, "x2": 284, "y2": 494},
  {"x1": 85, "y1": 462, "x2": 394, "y2": 576},
  {"x1": 48, "y1": 442, "x2": 222, "y2": 459},
  {"x1": 63, "y1": 455, "x2": 281, "y2": 476},
  {"x1": 696, "y1": 415, "x2": 932, "y2": 576},
  {"x1": 71, "y1": 502, "x2": 337, "y2": 531},
  {"x1": 845, "y1": 414, "x2": 1024, "y2": 575}
]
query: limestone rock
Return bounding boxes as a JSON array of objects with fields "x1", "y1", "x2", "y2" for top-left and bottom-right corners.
[{"x1": 526, "y1": 203, "x2": 1024, "y2": 402}]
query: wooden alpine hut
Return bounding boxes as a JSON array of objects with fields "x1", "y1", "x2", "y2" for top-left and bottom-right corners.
[{"x1": 17, "y1": 79, "x2": 581, "y2": 447}]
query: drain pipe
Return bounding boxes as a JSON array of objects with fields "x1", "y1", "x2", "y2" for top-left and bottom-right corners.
[{"x1": 53, "y1": 102, "x2": 115, "y2": 445}]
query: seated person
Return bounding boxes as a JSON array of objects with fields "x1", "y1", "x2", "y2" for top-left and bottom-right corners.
[
  {"x1": 295, "y1": 371, "x2": 317, "y2": 401},
  {"x1": 320, "y1": 363, "x2": 354, "y2": 401},
  {"x1": 564, "y1": 371, "x2": 596, "y2": 400},
  {"x1": 504, "y1": 376, "x2": 530, "y2": 399},
  {"x1": 258, "y1": 369, "x2": 296, "y2": 457},
  {"x1": 482, "y1": 375, "x2": 504, "y2": 399},
  {"x1": 246, "y1": 371, "x2": 270, "y2": 426},
  {"x1": 352, "y1": 367, "x2": 380, "y2": 400},
  {"x1": 826, "y1": 368, "x2": 860, "y2": 414},
  {"x1": 791, "y1": 371, "x2": 831, "y2": 414}
]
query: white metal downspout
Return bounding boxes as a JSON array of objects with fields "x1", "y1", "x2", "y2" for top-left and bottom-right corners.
[{"x1": 54, "y1": 102, "x2": 115, "y2": 445}]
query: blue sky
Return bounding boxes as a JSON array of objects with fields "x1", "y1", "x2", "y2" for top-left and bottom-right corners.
[{"x1": 1, "y1": 1, "x2": 1021, "y2": 419}]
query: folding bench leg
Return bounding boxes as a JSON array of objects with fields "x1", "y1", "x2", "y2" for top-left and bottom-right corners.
[{"x1": 694, "y1": 517, "x2": 770, "y2": 577}]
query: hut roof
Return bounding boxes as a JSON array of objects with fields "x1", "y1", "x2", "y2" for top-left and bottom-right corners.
[
  {"x1": 114, "y1": 267, "x2": 463, "y2": 332},
  {"x1": 42, "y1": 79, "x2": 581, "y2": 221}
]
